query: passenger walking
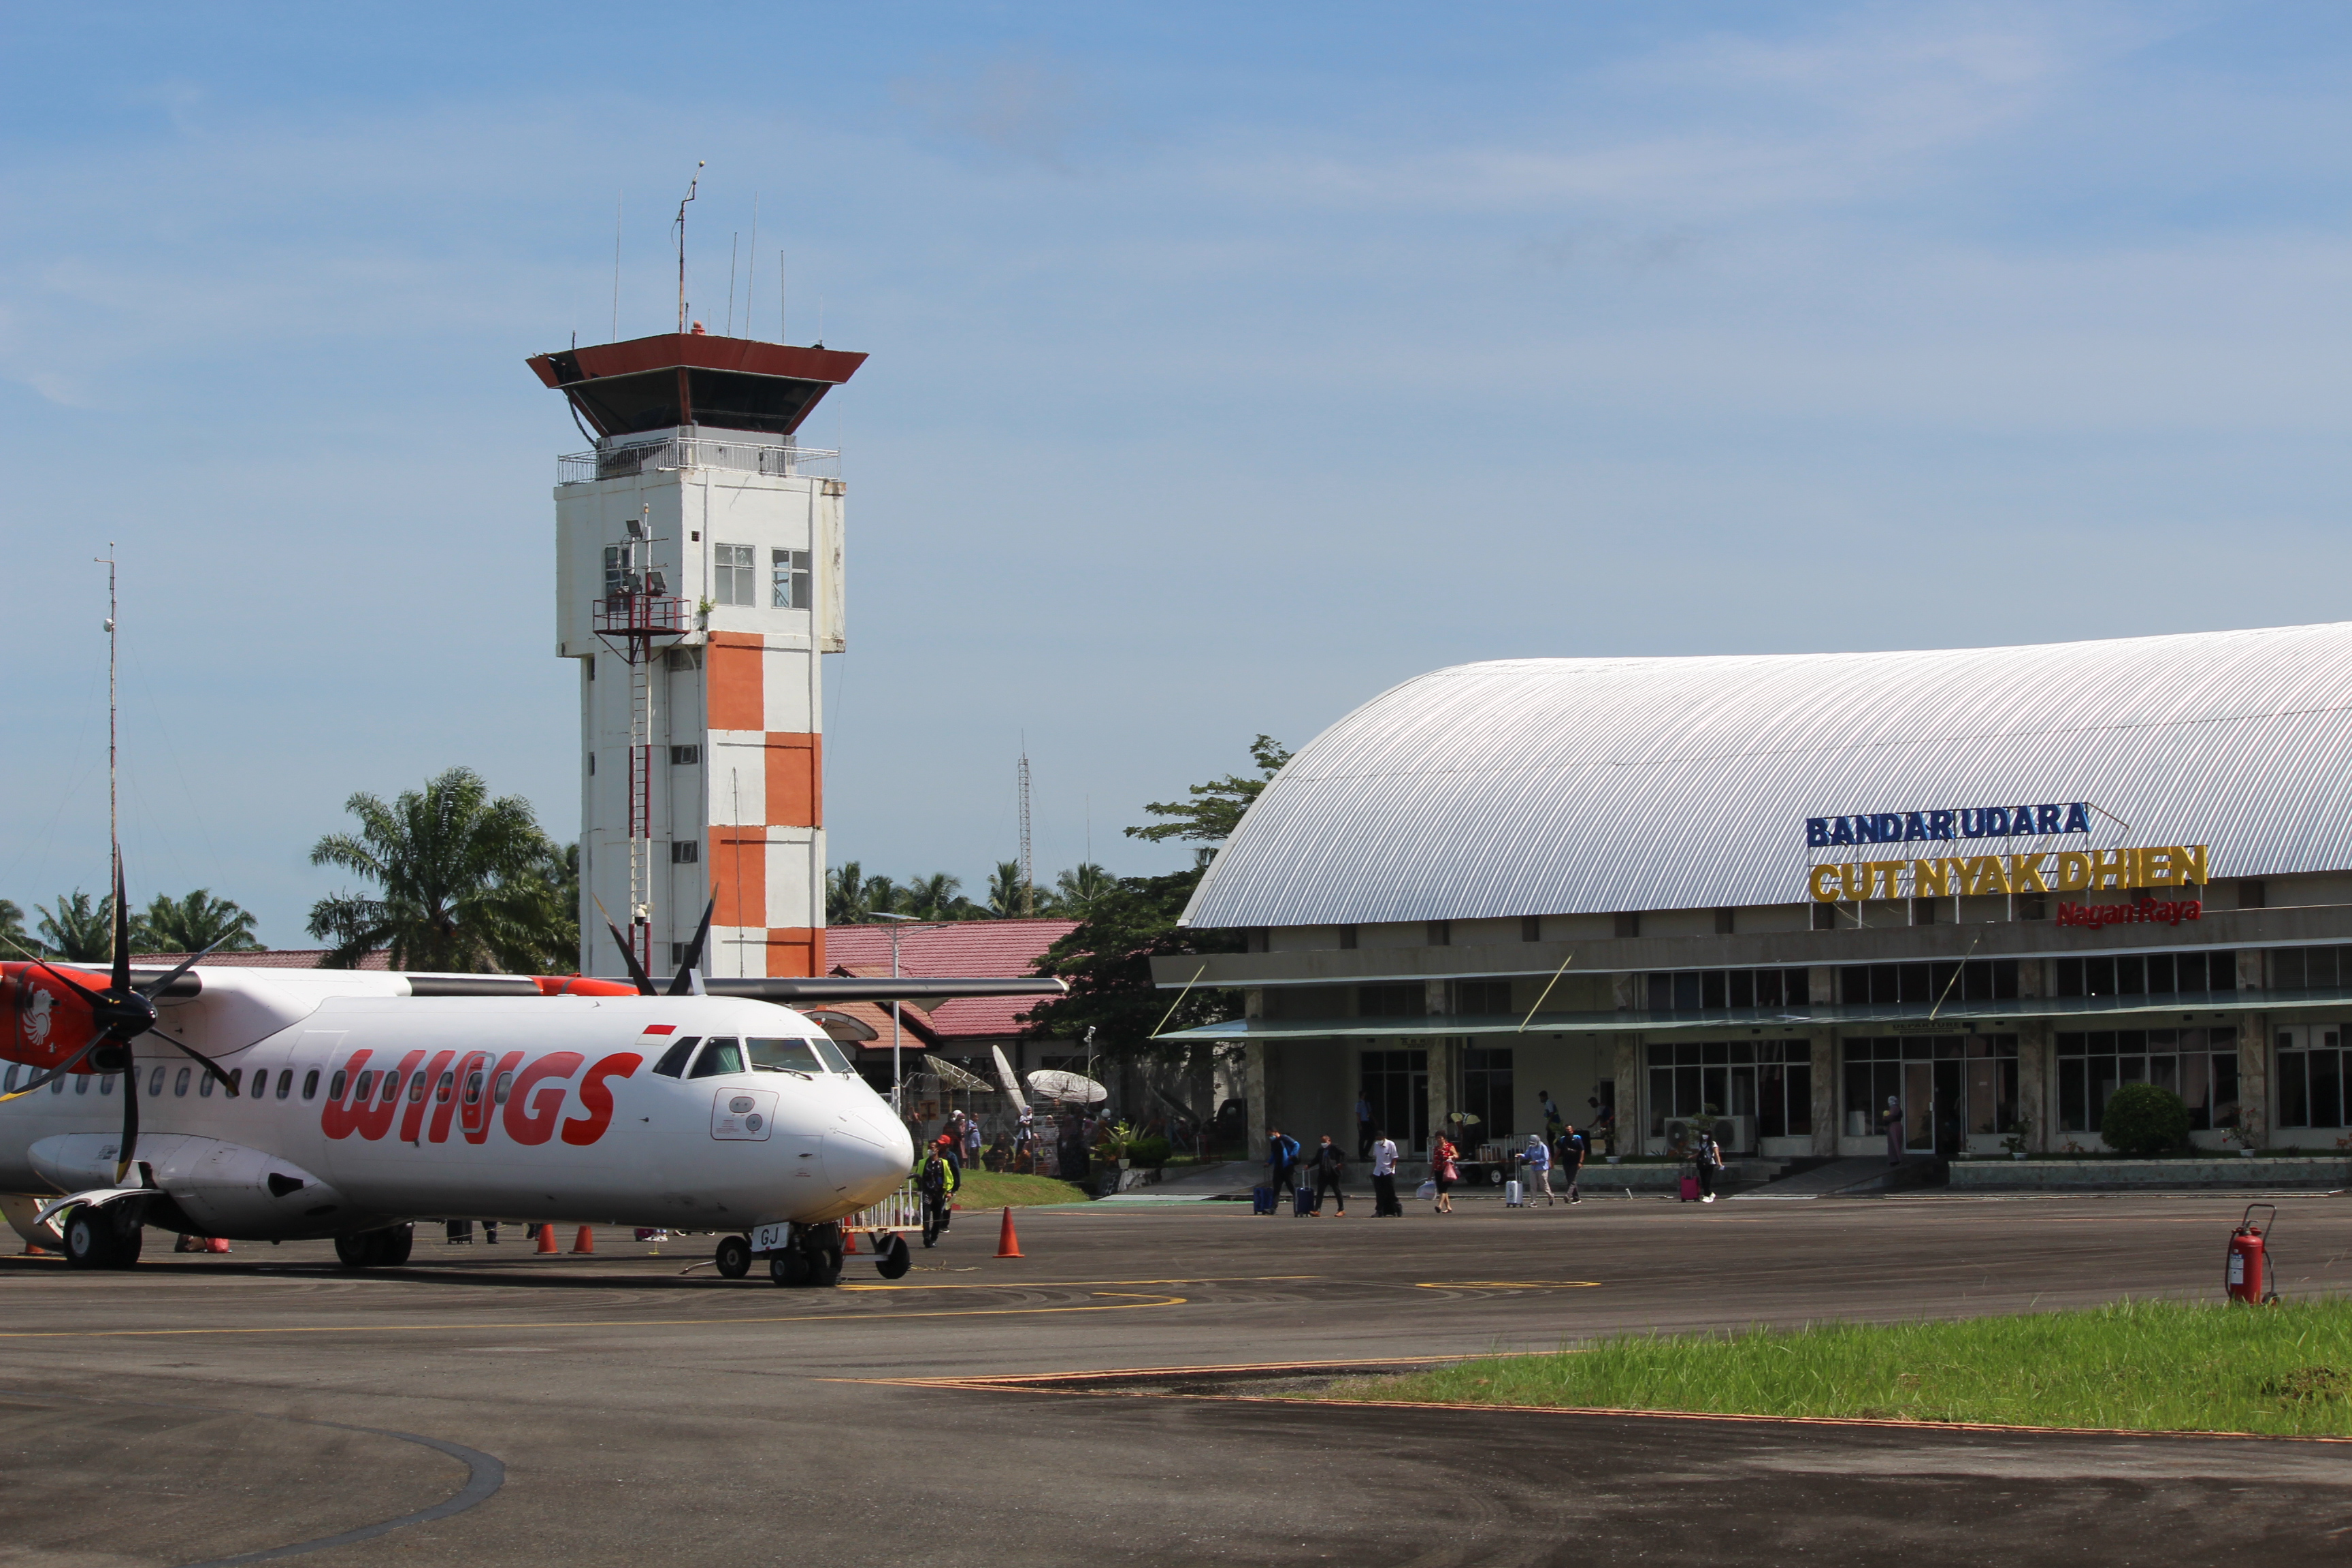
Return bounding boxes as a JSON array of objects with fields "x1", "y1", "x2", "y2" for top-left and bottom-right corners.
[
  {"x1": 1265, "y1": 1126, "x2": 1301, "y2": 1205},
  {"x1": 1370, "y1": 1128, "x2": 1401, "y2": 1215},
  {"x1": 1555, "y1": 1122, "x2": 1586, "y2": 1204},
  {"x1": 964, "y1": 1115, "x2": 983, "y2": 1169},
  {"x1": 917, "y1": 1136, "x2": 960, "y2": 1245},
  {"x1": 1520, "y1": 1131, "x2": 1554, "y2": 1205},
  {"x1": 1310, "y1": 1134, "x2": 1348, "y2": 1215},
  {"x1": 1693, "y1": 1125, "x2": 1724, "y2": 1203},
  {"x1": 1882, "y1": 1095, "x2": 1905, "y2": 1166},
  {"x1": 1356, "y1": 1091, "x2": 1374, "y2": 1159},
  {"x1": 1538, "y1": 1089, "x2": 1563, "y2": 1141},
  {"x1": 1431, "y1": 1131, "x2": 1460, "y2": 1213}
]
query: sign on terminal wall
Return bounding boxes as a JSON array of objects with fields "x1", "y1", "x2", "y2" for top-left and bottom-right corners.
[
  {"x1": 1806, "y1": 845, "x2": 2210, "y2": 903},
  {"x1": 1806, "y1": 802, "x2": 2093, "y2": 847}
]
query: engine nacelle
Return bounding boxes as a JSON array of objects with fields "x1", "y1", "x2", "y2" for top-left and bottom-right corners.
[
  {"x1": 0, "y1": 964, "x2": 103, "y2": 1073},
  {"x1": 29, "y1": 1133, "x2": 357, "y2": 1241}
]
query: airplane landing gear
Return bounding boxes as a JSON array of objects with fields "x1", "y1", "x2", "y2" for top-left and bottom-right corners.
[
  {"x1": 333, "y1": 1223, "x2": 416, "y2": 1269},
  {"x1": 61, "y1": 1205, "x2": 143, "y2": 1270},
  {"x1": 875, "y1": 1232, "x2": 911, "y2": 1279},
  {"x1": 765, "y1": 1222, "x2": 843, "y2": 1288},
  {"x1": 714, "y1": 1235, "x2": 752, "y2": 1279}
]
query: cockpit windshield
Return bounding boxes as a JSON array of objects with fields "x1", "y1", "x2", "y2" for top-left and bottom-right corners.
[
  {"x1": 745, "y1": 1037, "x2": 826, "y2": 1075},
  {"x1": 807, "y1": 1036, "x2": 854, "y2": 1074}
]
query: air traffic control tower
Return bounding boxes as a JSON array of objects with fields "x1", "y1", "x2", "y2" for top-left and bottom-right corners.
[{"x1": 527, "y1": 331, "x2": 867, "y2": 980}]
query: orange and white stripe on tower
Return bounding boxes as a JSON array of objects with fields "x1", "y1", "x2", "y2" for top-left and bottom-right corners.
[{"x1": 531, "y1": 332, "x2": 865, "y2": 981}]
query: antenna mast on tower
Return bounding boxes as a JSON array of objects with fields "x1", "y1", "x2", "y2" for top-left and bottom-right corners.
[
  {"x1": 1017, "y1": 745, "x2": 1034, "y2": 916},
  {"x1": 672, "y1": 162, "x2": 703, "y2": 333}
]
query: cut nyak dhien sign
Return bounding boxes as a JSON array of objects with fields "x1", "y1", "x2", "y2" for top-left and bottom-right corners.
[{"x1": 1806, "y1": 802, "x2": 2093, "y2": 847}]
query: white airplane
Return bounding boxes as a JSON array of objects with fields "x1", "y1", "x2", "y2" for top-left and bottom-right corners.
[{"x1": 0, "y1": 878, "x2": 1062, "y2": 1285}]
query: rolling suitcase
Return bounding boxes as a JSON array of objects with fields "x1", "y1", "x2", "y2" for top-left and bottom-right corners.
[
  {"x1": 1503, "y1": 1179, "x2": 1524, "y2": 1207},
  {"x1": 1293, "y1": 1183, "x2": 1314, "y2": 1216},
  {"x1": 1251, "y1": 1185, "x2": 1277, "y2": 1215},
  {"x1": 1678, "y1": 1173, "x2": 1701, "y2": 1202}
]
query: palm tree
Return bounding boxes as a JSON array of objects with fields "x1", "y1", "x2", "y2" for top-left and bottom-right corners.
[
  {"x1": 1050, "y1": 862, "x2": 1114, "y2": 918},
  {"x1": 306, "y1": 768, "x2": 559, "y2": 972},
  {"x1": 489, "y1": 841, "x2": 578, "y2": 975},
  {"x1": 37, "y1": 889, "x2": 137, "y2": 962},
  {"x1": 0, "y1": 898, "x2": 33, "y2": 959},
  {"x1": 985, "y1": 860, "x2": 1031, "y2": 918},
  {"x1": 896, "y1": 872, "x2": 967, "y2": 921},
  {"x1": 860, "y1": 873, "x2": 904, "y2": 919},
  {"x1": 142, "y1": 889, "x2": 265, "y2": 953},
  {"x1": 827, "y1": 861, "x2": 875, "y2": 924}
]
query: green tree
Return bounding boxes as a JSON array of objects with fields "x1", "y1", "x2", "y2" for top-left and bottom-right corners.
[
  {"x1": 1124, "y1": 734, "x2": 1292, "y2": 847},
  {"x1": 306, "y1": 768, "x2": 560, "y2": 972},
  {"x1": 896, "y1": 872, "x2": 975, "y2": 921},
  {"x1": 36, "y1": 889, "x2": 142, "y2": 963},
  {"x1": 828, "y1": 861, "x2": 875, "y2": 924},
  {"x1": 985, "y1": 859, "x2": 1032, "y2": 918},
  {"x1": 491, "y1": 840, "x2": 579, "y2": 974},
  {"x1": 0, "y1": 899, "x2": 33, "y2": 959},
  {"x1": 142, "y1": 889, "x2": 265, "y2": 954},
  {"x1": 1047, "y1": 862, "x2": 1114, "y2": 919}
]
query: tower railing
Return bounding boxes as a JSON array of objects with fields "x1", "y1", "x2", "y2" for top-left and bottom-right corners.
[{"x1": 559, "y1": 436, "x2": 841, "y2": 485}]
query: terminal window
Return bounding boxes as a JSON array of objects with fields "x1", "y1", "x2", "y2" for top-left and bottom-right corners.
[
  {"x1": 772, "y1": 548, "x2": 813, "y2": 609},
  {"x1": 1644, "y1": 968, "x2": 1809, "y2": 1012},
  {"x1": 2057, "y1": 1028, "x2": 2238, "y2": 1134},
  {"x1": 2055, "y1": 951, "x2": 2237, "y2": 998},
  {"x1": 1844, "y1": 1035, "x2": 2021, "y2": 1151},
  {"x1": 1452, "y1": 980, "x2": 1512, "y2": 1015},
  {"x1": 713, "y1": 543, "x2": 757, "y2": 606},
  {"x1": 1838, "y1": 960, "x2": 2018, "y2": 1007},
  {"x1": 1358, "y1": 984, "x2": 1424, "y2": 1018},
  {"x1": 1360, "y1": 1048, "x2": 1428, "y2": 1151},
  {"x1": 1458, "y1": 1045, "x2": 1514, "y2": 1141},
  {"x1": 2268, "y1": 947, "x2": 2352, "y2": 991},
  {"x1": 1648, "y1": 1040, "x2": 1810, "y2": 1141},
  {"x1": 2274, "y1": 1026, "x2": 2342, "y2": 1129}
]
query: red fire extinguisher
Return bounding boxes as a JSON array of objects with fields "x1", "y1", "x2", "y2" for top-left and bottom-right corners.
[{"x1": 2225, "y1": 1203, "x2": 2278, "y2": 1304}]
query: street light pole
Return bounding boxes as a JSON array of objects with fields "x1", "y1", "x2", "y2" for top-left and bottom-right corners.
[{"x1": 869, "y1": 913, "x2": 930, "y2": 1115}]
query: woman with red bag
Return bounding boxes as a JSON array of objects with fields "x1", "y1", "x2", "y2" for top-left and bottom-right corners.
[{"x1": 1431, "y1": 1131, "x2": 1460, "y2": 1213}]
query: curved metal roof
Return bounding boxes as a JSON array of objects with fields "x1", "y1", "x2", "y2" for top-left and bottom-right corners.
[{"x1": 1179, "y1": 622, "x2": 2352, "y2": 929}]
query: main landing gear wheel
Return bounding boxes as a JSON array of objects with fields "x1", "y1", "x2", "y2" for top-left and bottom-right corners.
[
  {"x1": 770, "y1": 1250, "x2": 813, "y2": 1288},
  {"x1": 715, "y1": 1235, "x2": 752, "y2": 1279},
  {"x1": 61, "y1": 1205, "x2": 143, "y2": 1271},
  {"x1": 875, "y1": 1232, "x2": 911, "y2": 1279},
  {"x1": 333, "y1": 1223, "x2": 416, "y2": 1270}
]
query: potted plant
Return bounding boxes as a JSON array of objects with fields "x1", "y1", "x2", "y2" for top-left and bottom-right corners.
[
  {"x1": 2000, "y1": 1115, "x2": 2031, "y2": 1160},
  {"x1": 2224, "y1": 1120, "x2": 2257, "y2": 1156}
]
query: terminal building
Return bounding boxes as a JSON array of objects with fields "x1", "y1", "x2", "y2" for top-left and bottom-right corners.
[{"x1": 1152, "y1": 623, "x2": 2352, "y2": 1165}]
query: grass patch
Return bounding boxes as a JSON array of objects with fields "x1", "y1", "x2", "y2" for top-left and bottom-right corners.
[
  {"x1": 951, "y1": 1171, "x2": 1090, "y2": 1208},
  {"x1": 1322, "y1": 1299, "x2": 2352, "y2": 1437}
]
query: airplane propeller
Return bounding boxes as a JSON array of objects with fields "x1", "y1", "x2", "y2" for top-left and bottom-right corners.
[
  {"x1": 0, "y1": 854, "x2": 239, "y2": 1181},
  {"x1": 597, "y1": 896, "x2": 716, "y2": 998}
]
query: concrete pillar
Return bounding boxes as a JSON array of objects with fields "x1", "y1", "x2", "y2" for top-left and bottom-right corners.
[
  {"x1": 1243, "y1": 1038, "x2": 1269, "y2": 1162},
  {"x1": 2239, "y1": 1012, "x2": 2269, "y2": 1148},
  {"x1": 2015, "y1": 1022, "x2": 2051, "y2": 1154},
  {"x1": 1809, "y1": 1033, "x2": 1836, "y2": 1156},
  {"x1": 1613, "y1": 1036, "x2": 1640, "y2": 1157},
  {"x1": 1422, "y1": 981, "x2": 1453, "y2": 1147}
]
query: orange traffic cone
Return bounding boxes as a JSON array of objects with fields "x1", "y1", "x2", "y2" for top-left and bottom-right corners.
[
  {"x1": 536, "y1": 1224, "x2": 558, "y2": 1254},
  {"x1": 995, "y1": 1206, "x2": 1022, "y2": 1258},
  {"x1": 570, "y1": 1225, "x2": 595, "y2": 1254},
  {"x1": 206, "y1": 1237, "x2": 231, "y2": 1254},
  {"x1": 22, "y1": 1243, "x2": 48, "y2": 1256},
  {"x1": 842, "y1": 1227, "x2": 858, "y2": 1255}
]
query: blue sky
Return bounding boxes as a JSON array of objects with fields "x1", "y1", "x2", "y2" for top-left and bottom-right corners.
[{"x1": 3, "y1": 3, "x2": 2348, "y2": 946}]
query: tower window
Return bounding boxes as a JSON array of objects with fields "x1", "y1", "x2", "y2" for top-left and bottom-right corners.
[
  {"x1": 672, "y1": 840, "x2": 700, "y2": 864},
  {"x1": 713, "y1": 543, "x2": 757, "y2": 606},
  {"x1": 666, "y1": 647, "x2": 703, "y2": 672},
  {"x1": 670, "y1": 745, "x2": 700, "y2": 765},
  {"x1": 772, "y1": 549, "x2": 813, "y2": 610},
  {"x1": 603, "y1": 545, "x2": 624, "y2": 598}
]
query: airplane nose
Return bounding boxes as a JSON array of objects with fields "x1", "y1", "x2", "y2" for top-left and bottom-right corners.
[{"x1": 824, "y1": 1100, "x2": 913, "y2": 1209}]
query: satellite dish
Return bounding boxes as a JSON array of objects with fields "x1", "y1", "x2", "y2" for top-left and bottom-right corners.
[
  {"x1": 1026, "y1": 1068, "x2": 1107, "y2": 1105},
  {"x1": 1446, "y1": 1111, "x2": 1482, "y2": 1127}
]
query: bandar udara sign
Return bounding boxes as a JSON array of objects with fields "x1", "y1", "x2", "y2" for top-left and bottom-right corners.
[{"x1": 1802, "y1": 800, "x2": 2209, "y2": 904}]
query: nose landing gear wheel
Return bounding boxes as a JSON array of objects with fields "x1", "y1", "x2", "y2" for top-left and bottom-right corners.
[
  {"x1": 770, "y1": 1250, "x2": 813, "y2": 1288},
  {"x1": 714, "y1": 1235, "x2": 752, "y2": 1279},
  {"x1": 875, "y1": 1233, "x2": 911, "y2": 1279}
]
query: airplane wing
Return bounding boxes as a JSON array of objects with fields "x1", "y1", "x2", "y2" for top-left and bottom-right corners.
[{"x1": 704, "y1": 977, "x2": 1066, "y2": 1004}]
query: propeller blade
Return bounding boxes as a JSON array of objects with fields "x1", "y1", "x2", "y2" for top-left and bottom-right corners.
[
  {"x1": 0, "y1": 1037, "x2": 105, "y2": 1102},
  {"x1": 167, "y1": 1039, "x2": 240, "y2": 1096},
  {"x1": 116, "y1": 1053, "x2": 140, "y2": 1183},
  {"x1": 593, "y1": 896, "x2": 655, "y2": 996},
  {"x1": 24, "y1": 956, "x2": 105, "y2": 1008},
  {"x1": 110, "y1": 854, "x2": 131, "y2": 997},
  {"x1": 136, "y1": 932, "x2": 234, "y2": 1001},
  {"x1": 666, "y1": 897, "x2": 717, "y2": 996}
]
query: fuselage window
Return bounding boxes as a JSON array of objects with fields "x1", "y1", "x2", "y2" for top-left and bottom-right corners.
[
  {"x1": 808, "y1": 1037, "x2": 854, "y2": 1075},
  {"x1": 434, "y1": 1070, "x2": 455, "y2": 1103},
  {"x1": 407, "y1": 1072, "x2": 427, "y2": 1103},
  {"x1": 649, "y1": 1036, "x2": 700, "y2": 1078},
  {"x1": 225, "y1": 1068, "x2": 242, "y2": 1098},
  {"x1": 493, "y1": 1071, "x2": 513, "y2": 1105},
  {"x1": 75, "y1": 1074, "x2": 89, "y2": 1095},
  {"x1": 330, "y1": 1069, "x2": 348, "y2": 1101},
  {"x1": 745, "y1": 1037, "x2": 822, "y2": 1074},
  {"x1": 199, "y1": 1068, "x2": 214, "y2": 1097},
  {"x1": 277, "y1": 1069, "x2": 293, "y2": 1100},
  {"x1": 462, "y1": 1071, "x2": 483, "y2": 1105},
  {"x1": 381, "y1": 1073, "x2": 403, "y2": 1104},
  {"x1": 174, "y1": 1068, "x2": 191, "y2": 1096},
  {"x1": 353, "y1": 1070, "x2": 375, "y2": 1102},
  {"x1": 99, "y1": 1073, "x2": 113, "y2": 1096},
  {"x1": 50, "y1": 1074, "x2": 63, "y2": 1094},
  {"x1": 1, "y1": 1064, "x2": 14, "y2": 1092},
  {"x1": 687, "y1": 1039, "x2": 744, "y2": 1079},
  {"x1": 302, "y1": 1069, "x2": 320, "y2": 1101}
]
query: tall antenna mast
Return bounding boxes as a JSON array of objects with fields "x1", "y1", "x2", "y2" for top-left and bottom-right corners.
[
  {"x1": 1017, "y1": 742, "x2": 1033, "y2": 916},
  {"x1": 611, "y1": 189, "x2": 623, "y2": 340},
  {"x1": 673, "y1": 162, "x2": 703, "y2": 333},
  {"x1": 98, "y1": 544, "x2": 117, "y2": 921}
]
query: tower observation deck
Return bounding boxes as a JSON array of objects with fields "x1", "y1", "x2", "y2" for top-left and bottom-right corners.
[{"x1": 529, "y1": 330, "x2": 868, "y2": 979}]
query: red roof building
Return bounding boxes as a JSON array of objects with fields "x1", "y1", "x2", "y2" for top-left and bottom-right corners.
[{"x1": 822, "y1": 919, "x2": 1083, "y2": 1099}]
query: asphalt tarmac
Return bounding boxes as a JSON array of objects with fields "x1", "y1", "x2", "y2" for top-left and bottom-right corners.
[{"x1": 4, "y1": 1192, "x2": 2350, "y2": 1567}]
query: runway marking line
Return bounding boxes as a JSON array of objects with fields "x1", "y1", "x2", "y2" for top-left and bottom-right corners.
[
  {"x1": 1411, "y1": 1281, "x2": 1601, "y2": 1290},
  {"x1": 864, "y1": 1360, "x2": 2352, "y2": 1446},
  {"x1": 844, "y1": 1275, "x2": 1319, "y2": 1290},
  {"x1": 0, "y1": 1292, "x2": 1188, "y2": 1341}
]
